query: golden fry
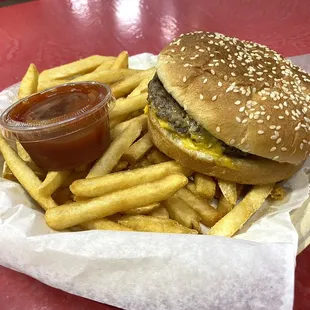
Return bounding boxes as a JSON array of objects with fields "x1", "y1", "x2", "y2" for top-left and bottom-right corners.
[
  {"x1": 112, "y1": 161, "x2": 129, "y2": 172},
  {"x1": 18, "y1": 63, "x2": 39, "y2": 99},
  {"x1": 0, "y1": 136, "x2": 57, "y2": 210},
  {"x1": 111, "y1": 51, "x2": 128, "y2": 69},
  {"x1": 176, "y1": 188, "x2": 222, "y2": 227},
  {"x1": 39, "y1": 170, "x2": 71, "y2": 196},
  {"x1": 218, "y1": 179, "x2": 237, "y2": 205},
  {"x1": 119, "y1": 215, "x2": 198, "y2": 234},
  {"x1": 2, "y1": 162, "x2": 17, "y2": 182},
  {"x1": 109, "y1": 93, "x2": 148, "y2": 119},
  {"x1": 123, "y1": 203, "x2": 160, "y2": 215},
  {"x1": 186, "y1": 182, "x2": 199, "y2": 196},
  {"x1": 39, "y1": 55, "x2": 114, "y2": 81},
  {"x1": 109, "y1": 114, "x2": 128, "y2": 129},
  {"x1": 111, "y1": 68, "x2": 155, "y2": 98},
  {"x1": 37, "y1": 79, "x2": 69, "y2": 92},
  {"x1": 146, "y1": 149, "x2": 170, "y2": 164},
  {"x1": 72, "y1": 161, "x2": 189, "y2": 197},
  {"x1": 110, "y1": 114, "x2": 147, "y2": 140},
  {"x1": 194, "y1": 174, "x2": 216, "y2": 200},
  {"x1": 71, "y1": 68, "x2": 140, "y2": 84},
  {"x1": 94, "y1": 58, "x2": 116, "y2": 71},
  {"x1": 163, "y1": 196, "x2": 201, "y2": 232},
  {"x1": 128, "y1": 77, "x2": 151, "y2": 98},
  {"x1": 81, "y1": 218, "x2": 133, "y2": 231},
  {"x1": 217, "y1": 194, "x2": 234, "y2": 216},
  {"x1": 150, "y1": 206, "x2": 170, "y2": 219},
  {"x1": 87, "y1": 120, "x2": 142, "y2": 178},
  {"x1": 208, "y1": 184, "x2": 274, "y2": 237},
  {"x1": 269, "y1": 184, "x2": 287, "y2": 200},
  {"x1": 122, "y1": 132, "x2": 153, "y2": 164},
  {"x1": 46, "y1": 174, "x2": 188, "y2": 230}
]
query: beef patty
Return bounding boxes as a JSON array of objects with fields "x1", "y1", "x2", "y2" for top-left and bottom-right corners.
[{"x1": 148, "y1": 74, "x2": 247, "y2": 157}]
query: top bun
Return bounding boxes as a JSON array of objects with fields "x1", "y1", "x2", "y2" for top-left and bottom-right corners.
[{"x1": 157, "y1": 31, "x2": 310, "y2": 165}]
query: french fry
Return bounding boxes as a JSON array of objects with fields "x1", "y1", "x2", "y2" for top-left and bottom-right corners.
[
  {"x1": 2, "y1": 162, "x2": 17, "y2": 182},
  {"x1": 217, "y1": 194, "x2": 234, "y2": 216},
  {"x1": 269, "y1": 184, "x2": 287, "y2": 200},
  {"x1": 119, "y1": 215, "x2": 198, "y2": 234},
  {"x1": 111, "y1": 51, "x2": 129, "y2": 69},
  {"x1": 122, "y1": 132, "x2": 153, "y2": 164},
  {"x1": 39, "y1": 55, "x2": 114, "y2": 81},
  {"x1": 150, "y1": 206, "x2": 170, "y2": 219},
  {"x1": 18, "y1": 64, "x2": 39, "y2": 99},
  {"x1": 94, "y1": 58, "x2": 116, "y2": 71},
  {"x1": 61, "y1": 170, "x2": 88, "y2": 188},
  {"x1": 0, "y1": 136, "x2": 57, "y2": 210},
  {"x1": 80, "y1": 218, "x2": 133, "y2": 231},
  {"x1": 109, "y1": 115, "x2": 129, "y2": 129},
  {"x1": 71, "y1": 161, "x2": 190, "y2": 197},
  {"x1": 87, "y1": 120, "x2": 142, "y2": 178},
  {"x1": 110, "y1": 114, "x2": 147, "y2": 140},
  {"x1": 176, "y1": 188, "x2": 222, "y2": 227},
  {"x1": 39, "y1": 170, "x2": 71, "y2": 196},
  {"x1": 16, "y1": 141, "x2": 46, "y2": 179},
  {"x1": 71, "y1": 68, "x2": 140, "y2": 84},
  {"x1": 46, "y1": 174, "x2": 188, "y2": 230},
  {"x1": 163, "y1": 196, "x2": 202, "y2": 232},
  {"x1": 186, "y1": 182, "x2": 199, "y2": 196},
  {"x1": 194, "y1": 174, "x2": 216, "y2": 200},
  {"x1": 123, "y1": 203, "x2": 160, "y2": 215},
  {"x1": 147, "y1": 149, "x2": 170, "y2": 164},
  {"x1": 218, "y1": 179, "x2": 237, "y2": 205},
  {"x1": 37, "y1": 79, "x2": 69, "y2": 91},
  {"x1": 129, "y1": 157, "x2": 152, "y2": 169},
  {"x1": 109, "y1": 93, "x2": 148, "y2": 120},
  {"x1": 208, "y1": 184, "x2": 274, "y2": 237},
  {"x1": 111, "y1": 68, "x2": 155, "y2": 98},
  {"x1": 112, "y1": 161, "x2": 129, "y2": 172},
  {"x1": 128, "y1": 77, "x2": 151, "y2": 98}
]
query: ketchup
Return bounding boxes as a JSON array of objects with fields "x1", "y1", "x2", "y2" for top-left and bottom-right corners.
[{"x1": 1, "y1": 82, "x2": 114, "y2": 171}]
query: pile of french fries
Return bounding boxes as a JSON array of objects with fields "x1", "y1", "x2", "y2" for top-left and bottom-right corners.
[{"x1": 1, "y1": 52, "x2": 285, "y2": 237}]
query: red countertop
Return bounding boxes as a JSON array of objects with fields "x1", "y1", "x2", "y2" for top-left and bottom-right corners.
[{"x1": 0, "y1": 0, "x2": 310, "y2": 309}]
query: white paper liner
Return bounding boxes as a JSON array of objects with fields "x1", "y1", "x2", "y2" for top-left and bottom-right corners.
[{"x1": 0, "y1": 53, "x2": 309, "y2": 310}]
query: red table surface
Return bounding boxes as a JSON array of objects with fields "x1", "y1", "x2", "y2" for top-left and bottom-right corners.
[{"x1": 0, "y1": 0, "x2": 310, "y2": 309}]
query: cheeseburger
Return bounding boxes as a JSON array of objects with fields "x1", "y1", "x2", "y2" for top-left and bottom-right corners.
[{"x1": 147, "y1": 31, "x2": 310, "y2": 184}]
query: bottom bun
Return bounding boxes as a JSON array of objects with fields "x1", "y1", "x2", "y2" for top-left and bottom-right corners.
[{"x1": 148, "y1": 110, "x2": 302, "y2": 184}]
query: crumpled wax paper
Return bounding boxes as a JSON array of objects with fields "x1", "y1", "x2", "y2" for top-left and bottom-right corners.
[{"x1": 0, "y1": 53, "x2": 309, "y2": 310}]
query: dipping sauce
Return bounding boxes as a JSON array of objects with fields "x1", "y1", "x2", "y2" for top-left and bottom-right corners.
[{"x1": 0, "y1": 82, "x2": 114, "y2": 170}]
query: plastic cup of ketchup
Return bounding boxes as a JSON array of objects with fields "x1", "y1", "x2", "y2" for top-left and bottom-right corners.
[{"x1": 0, "y1": 82, "x2": 115, "y2": 171}]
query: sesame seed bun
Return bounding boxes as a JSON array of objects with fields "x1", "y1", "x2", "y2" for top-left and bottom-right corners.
[
  {"x1": 148, "y1": 109, "x2": 303, "y2": 184},
  {"x1": 156, "y1": 31, "x2": 310, "y2": 165}
]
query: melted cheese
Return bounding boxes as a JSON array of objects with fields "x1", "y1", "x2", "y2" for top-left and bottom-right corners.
[{"x1": 158, "y1": 118, "x2": 235, "y2": 169}]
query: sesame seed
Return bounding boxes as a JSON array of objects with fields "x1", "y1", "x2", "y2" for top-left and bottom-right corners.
[
  {"x1": 241, "y1": 137, "x2": 246, "y2": 144},
  {"x1": 181, "y1": 47, "x2": 186, "y2": 52},
  {"x1": 183, "y1": 76, "x2": 187, "y2": 82},
  {"x1": 224, "y1": 75, "x2": 228, "y2": 81},
  {"x1": 276, "y1": 138, "x2": 282, "y2": 144},
  {"x1": 212, "y1": 95, "x2": 218, "y2": 101},
  {"x1": 270, "y1": 125, "x2": 276, "y2": 129},
  {"x1": 236, "y1": 117, "x2": 241, "y2": 123},
  {"x1": 273, "y1": 156, "x2": 280, "y2": 160},
  {"x1": 198, "y1": 49, "x2": 205, "y2": 52},
  {"x1": 218, "y1": 82, "x2": 223, "y2": 87},
  {"x1": 239, "y1": 107, "x2": 245, "y2": 112},
  {"x1": 234, "y1": 100, "x2": 241, "y2": 105},
  {"x1": 229, "y1": 139, "x2": 235, "y2": 145},
  {"x1": 203, "y1": 78, "x2": 208, "y2": 84},
  {"x1": 200, "y1": 94, "x2": 204, "y2": 100},
  {"x1": 184, "y1": 63, "x2": 190, "y2": 67},
  {"x1": 278, "y1": 116, "x2": 284, "y2": 119},
  {"x1": 231, "y1": 72, "x2": 236, "y2": 76},
  {"x1": 258, "y1": 130, "x2": 264, "y2": 135},
  {"x1": 281, "y1": 147, "x2": 287, "y2": 151},
  {"x1": 276, "y1": 126, "x2": 281, "y2": 130},
  {"x1": 216, "y1": 126, "x2": 221, "y2": 133},
  {"x1": 285, "y1": 110, "x2": 290, "y2": 116},
  {"x1": 211, "y1": 69, "x2": 215, "y2": 75},
  {"x1": 242, "y1": 119, "x2": 248, "y2": 124},
  {"x1": 181, "y1": 57, "x2": 185, "y2": 60},
  {"x1": 171, "y1": 49, "x2": 175, "y2": 53},
  {"x1": 271, "y1": 135, "x2": 277, "y2": 140},
  {"x1": 257, "y1": 120, "x2": 264, "y2": 124},
  {"x1": 267, "y1": 115, "x2": 271, "y2": 121},
  {"x1": 300, "y1": 143, "x2": 304, "y2": 150},
  {"x1": 270, "y1": 147, "x2": 277, "y2": 152}
]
